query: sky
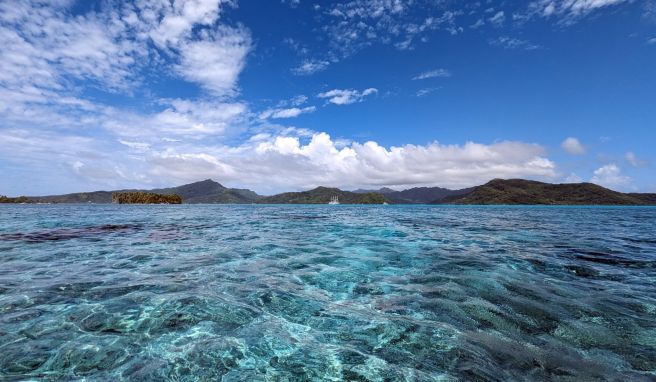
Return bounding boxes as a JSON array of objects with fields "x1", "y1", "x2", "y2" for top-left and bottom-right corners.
[{"x1": 1, "y1": 0, "x2": 655, "y2": 196}]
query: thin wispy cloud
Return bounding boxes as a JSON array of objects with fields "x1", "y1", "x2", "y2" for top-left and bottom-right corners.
[
  {"x1": 525, "y1": 0, "x2": 630, "y2": 23},
  {"x1": 489, "y1": 11, "x2": 505, "y2": 27},
  {"x1": 489, "y1": 36, "x2": 540, "y2": 50},
  {"x1": 317, "y1": 88, "x2": 378, "y2": 105},
  {"x1": 416, "y1": 87, "x2": 440, "y2": 97},
  {"x1": 259, "y1": 106, "x2": 316, "y2": 119},
  {"x1": 625, "y1": 152, "x2": 646, "y2": 167},
  {"x1": 292, "y1": 59, "x2": 330, "y2": 75},
  {"x1": 412, "y1": 69, "x2": 451, "y2": 80}
]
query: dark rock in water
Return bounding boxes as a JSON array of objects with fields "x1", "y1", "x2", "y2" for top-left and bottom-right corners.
[
  {"x1": 47, "y1": 336, "x2": 131, "y2": 374},
  {"x1": 565, "y1": 265, "x2": 600, "y2": 278},
  {"x1": 0, "y1": 224, "x2": 142, "y2": 243}
]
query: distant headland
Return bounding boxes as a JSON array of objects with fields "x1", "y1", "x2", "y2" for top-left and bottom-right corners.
[{"x1": 1, "y1": 178, "x2": 655, "y2": 205}]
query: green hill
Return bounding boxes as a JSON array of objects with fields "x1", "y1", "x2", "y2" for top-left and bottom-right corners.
[
  {"x1": 258, "y1": 187, "x2": 387, "y2": 204},
  {"x1": 24, "y1": 179, "x2": 262, "y2": 204},
  {"x1": 440, "y1": 179, "x2": 656, "y2": 205}
]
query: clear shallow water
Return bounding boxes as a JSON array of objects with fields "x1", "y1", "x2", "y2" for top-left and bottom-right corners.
[{"x1": 0, "y1": 205, "x2": 655, "y2": 381}]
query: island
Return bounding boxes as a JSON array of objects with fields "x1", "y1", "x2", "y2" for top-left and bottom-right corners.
[
  {"x1": 2, "y1": 178, "x2": 656, "y2": 205},
  {"x1": 438, "y1": 179, "x2": 656, "y2": 205},
  {"x1": 111, "y1": 192, "x2": 182, "y2": 204}
]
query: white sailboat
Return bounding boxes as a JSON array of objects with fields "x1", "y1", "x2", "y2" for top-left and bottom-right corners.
[{"x1": 328, "y1": 195, "x2": 340, "y2": 205}]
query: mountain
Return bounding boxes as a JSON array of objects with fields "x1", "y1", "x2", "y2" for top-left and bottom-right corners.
[
  {"x1": 440, "y1": 179, "x2": 656, "y2": 205},
  {"x1": 28, "y1": 179, "x2": 262, "y2": 204},
  {"x1": 388, "y1": 186, "x2": 474, "y2": 204},
  {"x1": 257, "y1": 187, "x2": 386, "y2": 204},
  {"x1": 7, "y1": 178, "x2": 656, "y2": 205},
  {"x1": 352, "y1": 187, "x2": 397, "y2": 194},
  {"x1": 353, "y1": 186, "x2": 474, "y2": 203},
  {"x1": 149, "y1": 179, "x2": 261, "y2": 204}
]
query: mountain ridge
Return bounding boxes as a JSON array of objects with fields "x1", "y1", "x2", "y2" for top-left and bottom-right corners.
[
  {"x1": 24, "y1": 179, "x2": 262, "y2": 204},
  {"x1": 3, "y1": 178, "x2": 656, "y2": 205},
  {"x1": 257, "y1": 187, "x2": 386, "y2": 204},
  {"x1": 439, "y1": 179, "x2": 656, "y2": 205}
]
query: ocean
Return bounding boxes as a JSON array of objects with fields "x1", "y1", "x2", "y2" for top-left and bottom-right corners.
[{"x1": 0, "y1": 205, "x2": 654, "y2": 381}]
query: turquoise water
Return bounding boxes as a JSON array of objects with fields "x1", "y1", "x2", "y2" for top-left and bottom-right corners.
[{"x1": 0, "y1": 205, "x2": 655, "y2": 381}]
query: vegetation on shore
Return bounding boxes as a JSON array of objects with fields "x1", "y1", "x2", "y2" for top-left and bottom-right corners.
[
  {"x1": 440, "y1": 179, "x2": 656, "y2": 205},
  {"x1": 111, "y1": 192, "x2": 182, "y2": 204},
  {"x1": 0, "y1": 196, "x2": 32, "y2": 203},
  {"x1": 257, "y1": 187, "x2": 387, "y2": 204},
  {"x1": 27, "y1": 179, "x2": 261, "y2": 204},
  {"x1": 5, "y1": 178, "x2": 656, "y2": 205}
]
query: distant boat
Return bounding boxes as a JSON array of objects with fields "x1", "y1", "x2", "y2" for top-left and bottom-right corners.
[{"x1": 328, "y1": 195, "x2": 340, "y2": 205}]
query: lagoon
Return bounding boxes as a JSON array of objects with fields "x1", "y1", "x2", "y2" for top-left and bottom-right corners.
[{"x1": 0, "y1": 205, "x2": 655, "y2": 381}]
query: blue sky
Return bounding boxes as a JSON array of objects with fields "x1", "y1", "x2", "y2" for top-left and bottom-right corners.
[{"x1": 1, "y1": 0, "x2": 654, "y2": 195}]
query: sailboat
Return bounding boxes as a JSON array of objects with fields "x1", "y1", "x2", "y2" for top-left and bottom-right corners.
[{"x1": 328, "y1": 195, "x2": 340, "y2": 205}]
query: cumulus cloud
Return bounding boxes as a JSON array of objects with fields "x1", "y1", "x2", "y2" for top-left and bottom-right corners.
[
  {"x1": 591, "y1": 164, "x2": 630, "y2": 188},
  {"x1": 317, "y1": 88, "x2": 378, "y2": 105},
  {"x1": 412, "y1": 69, "x2": 451, "y2": 80},
  {"x1": 0, "y1": 126, "x2": 558, "y2": 193},
  {"x1": 561, "y1": 137, "x2": 586, "y2": 155},
  {"x1": 142, "y1": 133, "x2": 558, "y2": 192}
]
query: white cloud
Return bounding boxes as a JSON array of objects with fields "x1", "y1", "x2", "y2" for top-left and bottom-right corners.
[
  {"x1": 144, "y1": 133, "x2": 558, "y2": 192},
  {"x1": 289, "y1": 95, "x2": 309, "y2": 106},
  {"x1": 0, "y1": 0, "x2": 248, "y2": 103},
  {"x1": 470, "y1": 19, "x2": 485, "y2": 28},
  {"x1": 317, "y1": 88, "x2": 378, "y2": 105},
  {"x1": 105, "y1": 99, "x2": 248, "y2": 138},
  {"x1": 489, "y1": 11, "x2": 505, "y2": 26},
  {"x1": 561, "y1": 137, "x2": 586, "y2": 155},
  {"x1": 292, "y1": 59, "x2": 330, "y2": 75},
  {"x1": 416, "y1": 88, "x2": 439, "y2": 97},
  {"x1": 149, "y1": 0, "x2": 229, "y2": 47},
  {"x1": 259, "y1": 106, "x2": 316, "y2": 119},
  {"x1": 323, "y1": 2, "x2": 462, "y2": 57},
  {"x1": 648, "y1": 37, "x2": 656, "y2": 45},
  {"x1": 176, "y1": 27, "x2": 251, "y2": 96},
  {"x1": 591, "y1": 164, "x2": 630, "y2": 188},
  {"x1": 526, "y1": 0, "x2": 629, "y2": 23},
  {"x1": 0, "y1": 126, "x2": 559, "y2": 193},
  {"x1": 625, "y1": 151, "x2": 645, "y2": 167},
  {"x1": 412, "y1": 69, "x2": 451, "y2": 80},
  {"x1": 490, "y1": 36, "x2": 540, "y2": 50}
]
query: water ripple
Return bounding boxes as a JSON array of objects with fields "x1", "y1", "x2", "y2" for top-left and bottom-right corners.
[{"x1": 0, "y1": 205, "x2": 655, "y2": 381}]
